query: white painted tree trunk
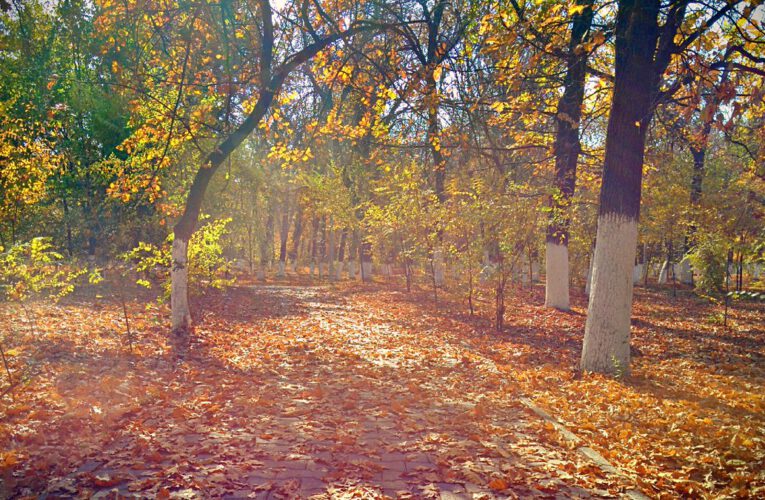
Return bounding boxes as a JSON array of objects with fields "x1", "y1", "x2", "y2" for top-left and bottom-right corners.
[
  {"x1": 632, "y1": 264, "x2": 643, "y2": 284},
  {"x1": 361, "y1": 261, "x2": 372, "y2": 281},
  {"x1": 581, "y1": 215, "x2": 637, "y2": 375},
  {"x1": 678, "y1": 259, "x2": 693, "y2": 284},
  {"x1": 309, "y1": 261, "x2": 315, "y2": 277},
  {"x1": 520, "y1": 260, "x2": 530, "y2": 286},
  {"x1": 290, "y1": 261, "x2": 297, "y2": 273},
  {"x1": 658, "y1": 260, "x2": 669, "y2": 284},
  {"x1": 479, "y1": 251, "x2": 493, "y2": 284},
  {"x1": 327, "y1": 216, "x2": 335, "y2": 280},
  {"x1": 348, "y1": 260, "x2": 356, "y2": 280},
  {"x1": 277, "y1": 261, "x2": 286, "y2": 278},
  {"x1": 171, "y1": 237, "x2": 192, "y2": 333},
  {"x1": 433, "y1": 249, "x2": 445, "y2": 287},
  {"x1": 545, "y1": 242, "x2": 570, "y2": 310}
]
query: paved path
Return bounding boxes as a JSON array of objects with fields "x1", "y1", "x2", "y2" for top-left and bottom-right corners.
[{"x1": 42, "y1": 284, "x2": 616, "y2": 498}]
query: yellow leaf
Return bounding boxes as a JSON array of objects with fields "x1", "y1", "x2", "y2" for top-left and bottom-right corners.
[{"x1": 433, "y1": 65, "x2": 443, "y2": 81}]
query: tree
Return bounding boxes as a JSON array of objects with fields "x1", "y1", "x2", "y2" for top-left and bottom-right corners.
[
  {"x1": 544, "y1": 0, "x2": 595, "y2": 310},
  {"x1": 98, "y1": 0, "x2": 389, "y2": 335},
  {"x1": 581, "y1": 0, "x2": 761, "y2": 374}
]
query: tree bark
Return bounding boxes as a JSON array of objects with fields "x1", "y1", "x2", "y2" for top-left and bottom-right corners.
[
  {"x1": 336, "y1": 229, "x2": 347, "y2": 280},
  {"x1": 171, "y1": 237, "x2": 192, "y2": 333},
  {"x1": 289, "y1": 204, "x2": 303, "y2": 272},
  {"x1": 278, "y1": 199, "x2": 290, "y2": 277},
  {"x1": 581, "y1": 0, "x2": 682, "y2": 375},
  {"x1": 360, "y1": 239, "x2": 372, "y2": 282},
  {"x1": 62, "y1": 196, "x2": 74, "y2": 258},
  {"x1": 319, "y1": 216, "x2": 327, "y2": 279},
  {"x1": 545, "y1": 0, "x2": 593, "y2": 310},
  {"x1": 348, "y1": 230, "x2": 359, "y2": 279},
  {"x1": 257, "y1": 208, "x2": 274, "y2": 281}
]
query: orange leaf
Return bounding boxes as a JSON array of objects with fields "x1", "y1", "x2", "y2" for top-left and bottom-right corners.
[{"x1": 488, "y1": 478, "x2": 509, "y2": 491}]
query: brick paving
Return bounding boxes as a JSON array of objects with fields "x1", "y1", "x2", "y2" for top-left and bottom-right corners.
[{"x1": 39, "y1": 285, "x2": 614, "y2": 499}]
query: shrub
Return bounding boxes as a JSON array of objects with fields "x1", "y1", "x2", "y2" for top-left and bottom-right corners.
[
  {"x1": 688, "y1": 233, "x2": 728, "y2": 294},
  {"x1": 122, "y1": 216, "x2": 235, "y2": 299},
  {"x1": 0, "y1": 237, "x2": 84, "y2": 303}
]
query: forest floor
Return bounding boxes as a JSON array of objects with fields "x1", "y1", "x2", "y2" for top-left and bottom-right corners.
[{"x1": 0, "y1": 274, "x2": 763, "y2": 499}]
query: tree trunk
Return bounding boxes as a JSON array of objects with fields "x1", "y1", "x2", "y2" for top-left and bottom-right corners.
[
  {"x1": 683, "y1": 69, "x2": 729, "y2": 285},
  {"x1": 581, "y1": 0, "x2": 670, "y2": 375},
  {"x1": 348, "y1": 230, "x2": 359, "y2": 280},
  {"x1": 247, "y1": 219, "x2": 254, "y2": 274},
  {"x1": 545, "y1": 0, "x2": 593, "y2": 311},
  {"x1": 737, "y1": 252, "x2": 744, "y2": 291},
  {"x1": 427, "y1": 42, "x2": 447, "y2": 288},
  {"x1": 277, "y1": 201, "x2": 290, "y2": 277},
  {"x1": 319, "y1": 217, "x2": 327, "y2": 279},
  {"x1": 328, "y1": 215, "x2": 336, "y2": 280},
  {"x1": 495, "y1": 256, "x2": 506, "y2": 332},
  {"x1": 679, "y1": 146, "x2": 706, "y2": 285},
  {"x1": 584, "y1": 250, "x2": 593, "y2": 296},
  {"x1": 62, "y1": 196, "x2": 74, "y2": 258},
  {"x1": 360, "y1": 239, "x2": 372, "y2": 282},
  {"x1": 659, "y1": 241, "x2": 673, "y2": 284},
  {"x1": 170, "y1": 86, "x2": 278, "y2": 333},
  {"x1": 163, "y1": 15, "x2": 366, "y2": 332},
  {"x1": 171, "y1": 236, "x2": 192, "y2": 333},
  {"x1": 433, "y1": 248, "x2": 445, "y2": 287},
  {"x1": 289, "y1": 205, "x2": 303, "y2": 272},
  {"x1": 336, "y1": 229, "x2": 347, "y2": 280},
  {"x1": 310, "y1": 216, "x2": 319, "y2": 277}
]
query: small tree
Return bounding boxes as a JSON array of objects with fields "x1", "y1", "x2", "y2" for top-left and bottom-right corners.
[
  {"x1": 0, "y1": 237, "x2": 85, "y2": 387},
  {"x1": 122, "y1": 217, "x2": 235, "y2": 303}
]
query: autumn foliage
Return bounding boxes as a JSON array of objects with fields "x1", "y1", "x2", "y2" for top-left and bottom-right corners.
[
  {"x1": 0, "y1": 274, "x2": 762, "y2": 497},
  {"x1": 2, "y1": 0, "x2": 765, "y2": 497}
]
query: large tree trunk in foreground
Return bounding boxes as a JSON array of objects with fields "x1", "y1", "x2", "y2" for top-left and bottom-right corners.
[
  {"x1": 545, "y1": 0, "x2": 593, "y2": 311},
  {"x1": 582, "y1": 0, "x2": 671, "y2": 375}
]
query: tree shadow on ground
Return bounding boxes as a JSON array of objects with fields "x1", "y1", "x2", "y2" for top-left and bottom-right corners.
[{"x1": 3, "y1": 286, "x2": 615, "y2": 499}]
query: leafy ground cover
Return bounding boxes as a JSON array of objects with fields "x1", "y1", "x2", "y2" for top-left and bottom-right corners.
[{"x1": 0, "y1": 276, "x2": 762, "y2": 498}]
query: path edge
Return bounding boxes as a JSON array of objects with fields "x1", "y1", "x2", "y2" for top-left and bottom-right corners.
[{"x1": 519, "y1": 397, "x2": 650, "y2": 500}]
